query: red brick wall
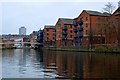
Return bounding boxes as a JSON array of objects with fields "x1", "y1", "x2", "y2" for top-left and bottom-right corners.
[
  {"x1": 74, "y1": 11, "x2": 107, "y2": 47},
  {"x1": 43, "y1": 28, "x2": 55, "y2": 46},
  {"x1": 77, "y1": 11, "x2": 90, "y2": 36},
  {"x1": 55, "y1": 18, "x2": 74, "y2": 47},
  {"x1": 107, "y1": 7, "x2": 120, "y2": 45}
]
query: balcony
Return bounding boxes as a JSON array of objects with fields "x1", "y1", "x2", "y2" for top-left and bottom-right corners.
[
  {"x1": 62, "y1": 37, "x2": 68, "y2": 41},
  {"x1": 78, "y1": 33, "x2": 83, "y2": 38},
  {"x1": 62, "y1": 31, "x2": 68, "y2": 35},
  {"x1": 73, "y1": 28, "x2": 78, "y2": 33},
  {"x1": 62, "y1": 27, "x2": 68, "y2": 31},
  {"x1": 53, "y1": 29, "x2": 56, "y2": 32},
  {"x1": 74, "y1": 34, "x2": 78, "y2": 39},
  {"x1": 73, "y1": 22, "x2": 78, "y2": 27},
  {"x1": 53, "y1": 33, "x2": 56, "y2": 36},
  {"x1": 39, "y1": 35, "x2": 43, "y2": 38},
  {"x1": 78, "y1": 27, "x2": 83, "y2": 31},
  {"x1": 78, "y1": 20, "x2": 83, "y2": 25},
  {"x1": 53, "y1": 38, "x2": 56, "y2": 41}
]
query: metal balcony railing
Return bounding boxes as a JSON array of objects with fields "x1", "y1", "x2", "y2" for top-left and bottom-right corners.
[
  {"x1": 78, "y1": 33, "x2": 83, "y2": 38},
  {"x1": 62, "y1": 27, "x2": 68, "y2": 31},
  {"x1": 78, "y1": 27, "x2": 83, "y2": 31},
  {"x1": 78, "y1": 20, "x2": 83, "y2": 25},
  {"x1": 62, "y1": 37, "x2": 68, "y2": 41},
  {"x1": 73, "y1": 28, "x2": 78, "y2": 33},
  {"x1": 73, "y1": 22, "x2": 78, "y2": 27},
  {"x1": 62, "y1": 31, "x2": 68, "y2": 35},
  {"x1": 74, "y1": 34, "x2": 78, "y2": 39}
]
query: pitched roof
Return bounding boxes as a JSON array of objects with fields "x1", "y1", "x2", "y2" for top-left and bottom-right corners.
[
  {"x1": 44, "y1": 25, "x2": 55, "y2": 29},
  {"x1": 85, "y1": 10, "x2": 110, "y2": 16},
  {"x1": 60, "y1": 18, "x2": 73, "y2": 24},
  {"x1": 102, "y1": 12, "x2": 111, "y2": 16},
  {"x1": 113, "y1": 7, "x2": 120, "y2": 16}
]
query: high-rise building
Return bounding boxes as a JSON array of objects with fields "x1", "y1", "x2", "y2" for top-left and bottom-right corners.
[{"x1": 19, "y1": 27, "x2": 26, "y2": 35}]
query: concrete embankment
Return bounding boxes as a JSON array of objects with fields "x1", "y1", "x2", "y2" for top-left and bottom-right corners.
[{"x1": 42, "y1": 47, "x2": 120, "y2": 53}]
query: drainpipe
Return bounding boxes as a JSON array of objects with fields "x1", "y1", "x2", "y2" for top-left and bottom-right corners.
[{"x1": 89, "y1": 16, "x2": 92, "y2": 50}]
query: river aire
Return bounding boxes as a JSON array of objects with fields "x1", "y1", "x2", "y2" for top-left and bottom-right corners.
[{"x1": 1, "y1": 48, "x2": 120, "y2": 79}]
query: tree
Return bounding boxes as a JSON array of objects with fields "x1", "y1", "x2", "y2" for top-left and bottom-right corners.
[
  {"x1": 103, "y1": 2, "x2": 115, "y2": 14},
  {"x1": 118, "y1": 1, "x2": 120, "y2": 7}
]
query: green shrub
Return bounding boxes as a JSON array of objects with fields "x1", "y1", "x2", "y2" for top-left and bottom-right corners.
[{"x1": 95, "y1": 47, "x2": 107, "y2": 52}]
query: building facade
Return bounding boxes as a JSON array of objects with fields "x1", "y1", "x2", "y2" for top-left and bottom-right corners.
[
  {"x1": 106, "y1": 7, "x2": 120, "y2": 47},
  {"x1": 37, "y1": 29, "x2": 43, "y2": 44},
  {"x1": 0, "y1": 35, "x2": 2, "y2": 48},
  {"x1": 19, "y1": 27, "x2": 26, "y2": 35},
  {"x1": 30, "y1": 31, "x2": 38, "y2": 48},
  {"x1": 73, "y1": 10, "x2": 110, "y2": 48},
  {"x1": 55, "y1": 18, "x2": 74, "y2": 47},
  {"x1": 43, "y1": 25, "x2": 56, "y2": 47},
  {"x1": 42, "y1": 7, "x2": 120, "y2": 48}
]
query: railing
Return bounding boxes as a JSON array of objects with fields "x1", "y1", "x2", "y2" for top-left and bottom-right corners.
[
  {"x1": 77, "y1": 20, "x2": 83, "y2": 25},
  {"x1": 78, "y1": 33, "x2": 83, "y2": 38},
  {"x1": 62, "y1": 27, "x2": 68, "y2": 31},
  {"x1": 62, "y1": 37, "x2": 68, "y2": 40},
  {"x1": 74, "y1": 34, "x2": 78, "y2": 38},
  {"x1": 73, "y1": 28, "x2": 78, "y2": 33},
  {"x1": 62, "y1": 31, "x2": 68, "y2": 35},
  {"x1": 73, "y1": 22, "x2": 78, "y2": 26},
  {"x1": 0, "y1": 42, "x2": 41, "y2": 44},
  {"x1": 78, "y1": 26, "x2": 83, "y2": 31}
]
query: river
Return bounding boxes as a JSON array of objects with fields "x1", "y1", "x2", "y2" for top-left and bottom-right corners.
[{"x1": 2, "y1": 49, "x2": 120, "y2": 79}]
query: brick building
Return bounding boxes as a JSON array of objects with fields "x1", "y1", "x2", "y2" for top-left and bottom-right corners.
[
  {"x1": 2, "y1": 39, "x2": 14, "y2": 49},
  {"x1": 30, "y1": 31, "x2": 38, "y2": 48},
  {"x1": 0, "y1": 36, "x2": 2, "y2": 48},
  {"x1": 55, "y1": 18, "x2": 74, "y2": 47},
  {"x1": 106, "y1": 7, "x2": 120, "y2": 46},
  {"x1": 73, "y1": 10, "x2": 110, "y2": 48},
  {"x1": 43, "y1": 25, "x2": 56, "y2": 47},
  {"x1": 37, "y1": 29, "x2": 43, "y2": 44},
  {"x1": 43, "y1": 7, "x2": 120, "y2": 48}
]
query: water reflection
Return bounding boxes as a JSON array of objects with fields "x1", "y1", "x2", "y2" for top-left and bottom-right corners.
[
  {"x1": 2, "y1": 49, "x2": 120, "y2": 79},
  {"x1": 43, "y1": 50, "x2": 120, "y2": 79},
  {"x1": 2, "y1": 49, "x2": 44, "y2": 78}
]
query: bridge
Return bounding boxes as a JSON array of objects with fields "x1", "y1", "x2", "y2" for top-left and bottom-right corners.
[
  {"x1": 0, "y1": 37, "x2": 42, "y2": 49},
  {"x1": 0, "y1": 42, "x2": 41, "y2": 44}
]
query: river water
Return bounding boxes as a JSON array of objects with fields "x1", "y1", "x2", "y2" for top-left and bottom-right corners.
[{"x1": 2, "y1": 49, "x2": 120, "y2": 79}]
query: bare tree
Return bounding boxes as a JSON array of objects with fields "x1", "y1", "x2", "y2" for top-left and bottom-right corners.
[
  {"x1": 103, "y1": 2, "x2": 115, "y2": 14},
  {"x1": 118, "y1": 1, "x2": 120, "y2": 7}
]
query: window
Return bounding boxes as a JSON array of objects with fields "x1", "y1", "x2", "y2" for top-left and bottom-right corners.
[
  {"x1": 57, "y1": 21, "x2": 61, "y2": 27},
  {"x1": 98, "y1": 24, "x2": 101, "y2": 26},
  {"x1": 86, "y1": 38, "x2": 88, "y2": 40},
  {"x1": 86, "y1": 23, "x2": 88, "y2": 27},
  {"x1": 70, "y1": 35, "x2": 72, "y2": 38},
  {"x1": 98, "y1": 38, "x2": 100, "y2": 40},
  {"x1": 59, "y1": 35, "x2": 60, "y2": 38},
  {"x1": 47, "y1": 33, "x2": 49, "y2": 35},
  {"x1": 70, "y1": 25, "x2": 72, "y2": 28},
  {"x1": 58, "y1": 31, "x2": 61, "y2": 34},
  {"x1": 53, "y1": 29, "x2": 56, "y2": 32},
  {"x1": 47, "y1": 37, "x2": 49, "y2": 40},
  {"x1": 98, "y1": 17, "x2": 100, "y2": 20},
  {"x1": 86, "y1": 17, "x2": 88, "y2": 21},
  {"x1": 86, "y1": 30, "x2": 88, "y2": 35},
  {"x1": 70, "y1": 30, "x2": 72, "y2": 33},
  {"x1": 47, "y1": 29, "x2": 49, "y2": 32}
]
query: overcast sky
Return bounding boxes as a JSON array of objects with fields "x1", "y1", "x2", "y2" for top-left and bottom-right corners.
[{"x1": 0, "y1": 0, "x2": 119, "y2": 35}]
